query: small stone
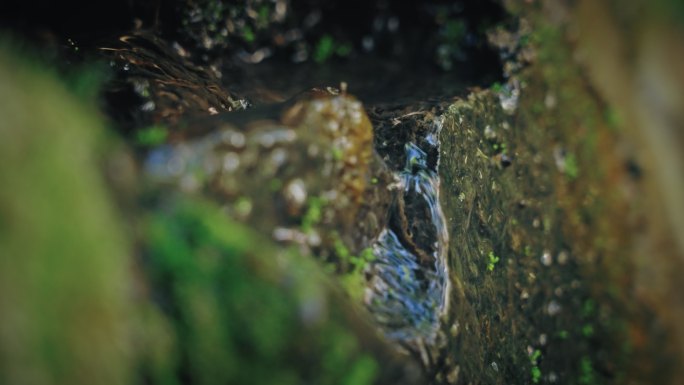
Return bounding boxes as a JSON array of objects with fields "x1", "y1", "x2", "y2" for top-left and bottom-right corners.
[
  {"x1": 548, "y1": 372, "x2": 558, "y2": 383},
  {"x1": 541, "y1": 250, "x2": 553, "y2": 266},
  {"x1": 234, "y1": 197, "x2": 253, "y2": 219},
  {"x1": 283, "y1": 178, "x2": 307, "y2": 215},
  {"x1": 446, "y1": 366, "x2": 460, "y2": 384},
  {"x1": 450, "y1": 321, "x2": 460, "y2": 337},
  {"x1": 557, "y1": 250, "x2": 569, "y2": 265},
  {"x1": 179, "y1": 174, "x2": 199, "y2": 193},
  {"x1": 500, "y1": 154, "x2": 513, "y2": 168},
  {"x1": 546, "y1": 301, "x2": 562, "y2": 316},
  {"x1": 539, "y1": 333, "x2": 547, "y2": 345},
  {"x1": 544, "y1": 92, "x2": 557, "y2": 109},
  {"x1": 223, "y1": 152, "x2": 240, "y2": 172},
  {"x1": 521, "y1": 289, "x2": 530, "y2": 300},
  {"x1": 484, "y1": 125, "x2": 497, "y2": 139}
]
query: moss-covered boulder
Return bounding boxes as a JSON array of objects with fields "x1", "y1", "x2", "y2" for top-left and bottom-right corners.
[{"x1": 0, "y1": 43, "x2": 134, "y2": 385}]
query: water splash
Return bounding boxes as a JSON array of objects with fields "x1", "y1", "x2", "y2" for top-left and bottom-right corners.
[{"x1": 365, "y1": 117, "x2": 450, "y2": 342}]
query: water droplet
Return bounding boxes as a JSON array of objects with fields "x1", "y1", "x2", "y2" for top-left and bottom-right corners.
[
  {"x1": 223, "y1": 152, "x2": 240, "y2": 172},
  {"x1": 547, "y1": 301, "x2": 562, "y2": 316},
  {"x1": 521, "y1": 289, "x2": 530, "y2": 300},
  {"x1": 362, "y1": 36, "x2": 375, "y2": 51},
  {"x1": 141, "y1": 101, "x2": 155, "y2": 111},
  {"x1": 388, "y1": 17, "x2": 400, "y2": 32},
  {"x1": 548, "y1": 372, "x2": 558, "y2": 383},
  {"x1": 284, "y1": 178, "x2": 307, "y2": 213}
]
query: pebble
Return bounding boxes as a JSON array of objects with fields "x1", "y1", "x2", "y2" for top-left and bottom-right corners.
[{"x1": 546, "y1": 301, "x2": 562, "y2": 316}]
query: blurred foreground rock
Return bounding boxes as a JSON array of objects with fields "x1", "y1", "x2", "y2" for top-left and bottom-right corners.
[{"x1": 0, "y1": 44, "x2": 423, "y2": 385}]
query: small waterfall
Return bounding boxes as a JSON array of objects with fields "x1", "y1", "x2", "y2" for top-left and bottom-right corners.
[{"x1": 365, "y1": 117, "x2": 450, "y2": 342}]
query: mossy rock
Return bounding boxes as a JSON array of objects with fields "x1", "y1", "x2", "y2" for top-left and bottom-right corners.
[
  {"x1": 137, "y1": 196, "x2": 421, "y2": 385},
  {"x1": 0, "y1": 43, "x2": 134, "y2": 385}
]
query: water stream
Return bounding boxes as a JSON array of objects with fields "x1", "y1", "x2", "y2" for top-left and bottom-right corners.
[{"x1": 365, "y1": 117, "x2": 450, "y2": 343}]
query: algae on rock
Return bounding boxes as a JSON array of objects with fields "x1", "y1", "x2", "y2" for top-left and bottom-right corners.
[{"x1": 0, "y1": 44, "x2": 134, "y2": 385}]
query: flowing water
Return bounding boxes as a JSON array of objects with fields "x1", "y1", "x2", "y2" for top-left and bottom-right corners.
[
  {"x1": 365, "y1": 118, "x2": 450, "y2": 344},
  {"x1": 141, "y1": 90, "x2": 455, "y2": 356}
]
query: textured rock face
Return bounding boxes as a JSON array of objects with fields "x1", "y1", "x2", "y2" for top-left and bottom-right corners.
[{"x1": 142, "y1": 92, "x2": 388, "y2": 253}]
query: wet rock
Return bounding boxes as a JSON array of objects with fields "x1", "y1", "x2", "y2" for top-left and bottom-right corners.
[{"x1": 143, "y1": 92, "x2": 391, "y2": 258}]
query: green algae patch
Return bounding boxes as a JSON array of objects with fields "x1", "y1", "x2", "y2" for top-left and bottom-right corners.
[
  {"x1": 0, "y1": 45, "x2": 134, "y2": 385},
  {"x1": 137, "y1": 196, "x2": 397, "y2": 385}
]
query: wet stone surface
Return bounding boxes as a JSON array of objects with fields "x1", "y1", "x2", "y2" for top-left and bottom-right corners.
[
  {"x1": 141, "y1": 89, "x2": 456, "y2": 352},
  {"x1": 97, "y1": 26, "x2": 599, "y2": 385},
  {"x1": 4, "y1": 0, "x2": 683, "y2": 384},
  {"x1": 81, "y1": 3, "x2": 672, "y2": 384},
  {"x1": 116, "y1": 25, "x2": 464, "y2": 372},
  {"x1": 142, "y1": 91, "x2": 391, "y2": 258}
]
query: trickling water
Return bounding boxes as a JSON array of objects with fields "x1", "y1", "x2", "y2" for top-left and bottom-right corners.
[
  {"x1": 142, "y1": 98, "x2": 452, "y2": 345},
  {"x1": 365, "y1": 117, "x2": 450, "y2": 342}
]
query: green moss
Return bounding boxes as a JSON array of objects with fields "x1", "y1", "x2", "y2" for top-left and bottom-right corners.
[
  {"x1": 0, "y1": 44, "x2": 133, "y2": 385},
  {"x1": 268, "y1": 178, "x2": 283, "y2": 192},
  {"x1": 135, "y1": 125, "x2": 168, "y2": 146},
  {"x1": 582, "y1": 299, "x2": 596, "y2": 318},
  {"x1": 442, "y1": 19, "x2": 465, "y2": 41},
  {"x1": 301, "y1": 196, "x2": 324, "y2": 233},
  {"x1": 330, "y1": 234, "x2": 374, "y2": 300},
  {"x1": 487, "y1": 251, "x2": 501, "y2": 271},
  {"x1": 335, "y1": 42, "x2": 353, "y2": 57},
  {"x1": 604, "y1": 106, "x2": 622, "y2": 131},
  {"x1": 313, "y1": 35, "x2": 335, "y2": 63},
  {"x1": 332, "y1": 146, "x2": 344, "y2": 160},
  {"x1": 343, "y1": 354, "x2": 379, "y2": 385},
  {"x1": 242, "y1": 26, "x2": 256, "y2": 43},
  {"x1": 531, "y1": 366, "x2": 542, "y2": 384},
  {"x1": 564, "y1": 152, "x2": 579, "y2": 180},
  {"x1": 257, "y1": 5, "x2": 270, "y2": 28},
  {"x1": 64, "y1": 63, "x2": 109, "y2": 101},
  {"x1": 234, "y1": 196, "x2": 253, "y2": 217},
  {"x1": 530, "y1": 349, "x2": 542, "y2": 363},
  {"x1": 530, "y1": 349, "x2": 542, "y2": 383},
  {"x1": 141, "y1": 197, "x2": 380, "y2": 385},
  {"x1": 579, "y1": 356, "x2": 596, "y2": 385}
]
